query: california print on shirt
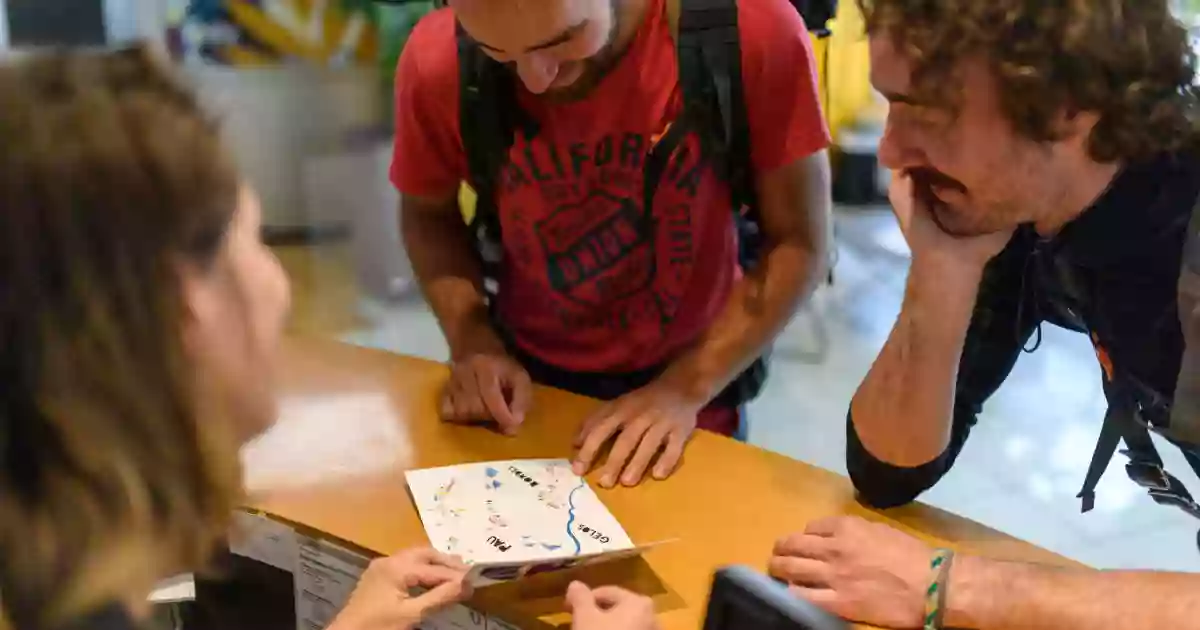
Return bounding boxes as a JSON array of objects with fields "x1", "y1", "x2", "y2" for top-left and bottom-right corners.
[{"x1": 498, "y1": 128, "x2": 709, "y2": 338}]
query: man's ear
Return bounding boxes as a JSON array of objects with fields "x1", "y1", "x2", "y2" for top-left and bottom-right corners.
[{"x1": 1057, "y1": 107, "x2": 1102, "y2": 145}]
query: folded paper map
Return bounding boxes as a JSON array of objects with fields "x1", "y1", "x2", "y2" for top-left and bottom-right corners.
[{"x1": 406, "y1": 459, "x2": 647, "y2": 586}]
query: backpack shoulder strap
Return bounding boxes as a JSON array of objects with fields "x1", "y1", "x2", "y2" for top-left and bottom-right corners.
[
  {"x1": 456, "y1": 21, "x2": 532, "y2": 302},
  {"x1": 456, "y1": 22, "x2": 518, "y2": 207},
  {"x1": 669, "y1": 0, "x2": 751, "y2": 198},
  {"x1": 665, "y1": 0, "x2": 759, "y2": 266}
]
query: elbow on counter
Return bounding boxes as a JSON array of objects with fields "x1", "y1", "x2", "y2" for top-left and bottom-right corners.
[{"x1": 845, "y1": 409, "x2": 954, "y2": 510}]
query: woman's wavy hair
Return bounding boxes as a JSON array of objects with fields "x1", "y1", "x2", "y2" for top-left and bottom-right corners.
[
  {"x1": 857, "y1": 0, "x2": 1200, "y2": 163},
  {"x1": 0, "y1": 45, "x2": 242, "y2": 629}
]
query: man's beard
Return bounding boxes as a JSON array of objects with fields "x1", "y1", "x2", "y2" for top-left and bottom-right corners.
[
  {"x1": 907, "y1": 166, "x2": 1001, "y2": 238},
  {"x1": 541, "y1": 0, "x2": 623, "y2": 102}
]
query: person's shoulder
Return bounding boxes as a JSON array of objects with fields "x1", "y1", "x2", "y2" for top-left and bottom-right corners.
[
  {"x1": 398, "y1": 8, "x2": 460, "y2": 91},
  {"x1": 734, "y1": 0, "x2": 811, "y2": 44},
  {"x1": 1138, "y1": 149, "x2": 1200, "y2": 221},
  {"x1": 731, "y1": 0, "x2": 816, "y2": 79}
]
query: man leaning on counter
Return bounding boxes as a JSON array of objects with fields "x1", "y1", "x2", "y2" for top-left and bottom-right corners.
[{"x1": 767, "y1": 1, "x2": 1200, "y2": 629}]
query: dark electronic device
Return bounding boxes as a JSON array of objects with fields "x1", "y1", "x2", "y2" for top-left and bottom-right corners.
[{"x1": 702, "y1": 565, "x2": 849, "y2": 630}]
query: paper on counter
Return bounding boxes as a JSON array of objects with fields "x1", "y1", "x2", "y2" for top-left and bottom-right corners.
[
  {"x1": 148, "y1": 574, "x2": 195, "y2": 604},
  {"x1": 406, "y1": 459, "x2": 638, "y2": 586},
  {"x1": 227, "y1": 510, "x2": 524, "y2": 630},
  {"x1": 295, "y1": 536, "x2": 370, "y2": 630},
  {"x1": 294, "y1": 535, "x2": 524, "y2": 630},
  {"x1": 229, "y1": 511, "x2": 299, "y2": 573}
]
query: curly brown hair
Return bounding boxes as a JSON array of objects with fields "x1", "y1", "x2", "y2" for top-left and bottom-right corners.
[{"x1": 857, "y1": 0, "x2": 1200, "y2": 163}]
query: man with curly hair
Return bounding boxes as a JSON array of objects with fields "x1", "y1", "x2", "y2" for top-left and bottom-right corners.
[{"x1": 769, "y1": 1, "x2": 1200, "y2": 628}]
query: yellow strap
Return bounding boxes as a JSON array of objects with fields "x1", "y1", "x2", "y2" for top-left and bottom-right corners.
[{"x1": 666, "y1": 0, "x2": 682, "y2": 41}]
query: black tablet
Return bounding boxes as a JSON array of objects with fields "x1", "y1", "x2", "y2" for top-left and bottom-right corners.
[{"x1": 702, "y1": 565, "x2": 849, "y2": 630}]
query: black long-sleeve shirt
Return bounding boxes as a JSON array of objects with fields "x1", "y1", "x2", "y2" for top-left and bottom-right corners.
[{"x1": 847, "y1": 151, "x2": 1200, "y2": 509}]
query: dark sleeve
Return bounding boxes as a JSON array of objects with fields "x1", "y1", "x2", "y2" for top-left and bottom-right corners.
[{"x1": 847, "y1": 235, "x2": 1036, "y2": 509}]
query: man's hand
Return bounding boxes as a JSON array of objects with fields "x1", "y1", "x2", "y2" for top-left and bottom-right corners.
[
  {"x1": 566, "y1": 581, "x2": 660, "y2": 630},
  {"x1": 571, "y1": 382, "x2": 703, "y2": 488},
  {"x1": 892, "y1": 173, "x2": 1013, "y2": 273},
  {"x1": 328, "y1": 548, "x2": 472, "y2": 630},
  {"x1": 768, "y1": 516, "x2": 931, "y2": 629},
  {"x1": 441, "y1": 353, "x2": 532, "y2": 436}
]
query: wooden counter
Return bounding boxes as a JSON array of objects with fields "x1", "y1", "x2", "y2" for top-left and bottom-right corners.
[{"x1": 246, "y1": 336, "x2": 1072, "y2": 630}]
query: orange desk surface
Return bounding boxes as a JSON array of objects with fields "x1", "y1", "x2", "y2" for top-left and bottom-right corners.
[{"x1": 247, "y1": 336, "x2": 1071, "y2": 630}]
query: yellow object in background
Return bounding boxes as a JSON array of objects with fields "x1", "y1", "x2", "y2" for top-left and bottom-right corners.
[
  {"x1": 226, "y1": 0, "x2": 326, "y2": 61},
  {"x1": 817, "y1": 1, "x2": 877, "y2": 140},
  {"x1": 319, "y1": 7, "x2": 380, "y2": 64},
  {"x1": 223, "y1": 44, "x2": 279, "y2": 67},
  {"x1": 222, "y1": 0, "x2": 379, "y2": 67}
]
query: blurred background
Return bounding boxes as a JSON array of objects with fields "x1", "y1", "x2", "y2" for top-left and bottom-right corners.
[{"x1": 6, "y1": 0, "x2": 1200, "y2": 576}]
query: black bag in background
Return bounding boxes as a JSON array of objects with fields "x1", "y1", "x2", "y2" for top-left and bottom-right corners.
[{"x1": 796, "y1": 0, "x2": 838, "y2": 35}]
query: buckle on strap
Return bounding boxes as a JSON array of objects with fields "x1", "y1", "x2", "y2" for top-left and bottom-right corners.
[
  {"x1": 1126, "y1": 456, "x2": 1200, "y2": 520},
  {"x1": 1125, "y1": 457, "x2": 1174, "y2": 492},
  {"x1": 1078, "y1": 395, "x2": 1200, "y2": 522}
]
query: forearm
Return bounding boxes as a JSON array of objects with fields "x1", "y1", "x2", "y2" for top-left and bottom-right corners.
[
  {"x1": 850, "y1": 259, "x2": 982, "y2": 466},
  {"x1": 949, "y1": 555, "x2": 1200, "y2": 630},
  {"x1": 660, "y1": 241, "x2": 824, "y2": 403},
  {"x1": 400, "y1": 200, "x2": 504, "y2": 359}
]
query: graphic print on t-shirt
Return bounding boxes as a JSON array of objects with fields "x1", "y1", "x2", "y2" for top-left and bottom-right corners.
[
  {"x1": 536, "y1": 192, "x2": 654, "y2": 307},
  {"x1": 498, "y1": 128, "x2": 710, "y2": 339}
]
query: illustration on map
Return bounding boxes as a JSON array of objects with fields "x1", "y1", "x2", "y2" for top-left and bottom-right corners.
[{"x1": 405, "y1": 459, "x2": 640, "y2": 585}]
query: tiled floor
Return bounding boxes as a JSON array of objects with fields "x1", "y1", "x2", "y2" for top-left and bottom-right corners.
[{"x1": 321, "y1": 208, "x2": 1200, "y2": 572}]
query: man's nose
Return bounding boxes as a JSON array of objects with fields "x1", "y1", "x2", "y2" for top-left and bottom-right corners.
[
  {"x1": 515, "y1": 55, "x2": 559, "y2": 94},
  {"x1": 877, "y1": 117, "x2": 923, "y2": 171}
]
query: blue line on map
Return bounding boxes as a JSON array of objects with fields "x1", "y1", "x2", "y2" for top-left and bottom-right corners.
[{"x1": 564, "y1": 479, "x2": 585, "y2": 555}]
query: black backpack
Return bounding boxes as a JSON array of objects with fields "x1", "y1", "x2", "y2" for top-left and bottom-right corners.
[
  {"x1": 1048, "y1": 173, "x2": 1200, "y2": 535},
  {"x1": 454, "y1": 0, "x2": 835, "y2": 405}
]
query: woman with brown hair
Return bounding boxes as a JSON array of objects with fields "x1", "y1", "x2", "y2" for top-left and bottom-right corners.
[
  {"x1": 0, "y1": 45, "x2": 476, "y2": 630},
  {"x1": 0, "y1": 45, "x2": 656, "y2": 630}
]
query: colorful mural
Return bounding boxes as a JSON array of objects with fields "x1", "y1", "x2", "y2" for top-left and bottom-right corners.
[{"x1": 166, "y1": 0, "x2": 383, "y2": 67}]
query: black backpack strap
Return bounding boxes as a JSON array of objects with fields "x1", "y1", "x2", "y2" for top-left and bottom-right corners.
[
  {"x1": 456, "y1": 21, "x2": 536, "y2": 305},
  {"x1": 1076, "y1": 393, "x2": 1127, "y2": 513},
  {"x1": 668, "y1": 0, "x2": 761, "y2": 268},
  {"x1": 1073, "y1": 262, "x2": 1200, "y2": 523},
  {"x1": 1076, "y1": 375, "x2": 1200, "y2": 523},
  {"x1": 665, "y1": 0, "x2": 768, "y2": 407}
]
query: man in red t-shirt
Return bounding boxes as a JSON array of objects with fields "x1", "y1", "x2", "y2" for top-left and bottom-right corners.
[{"x1": 392, "y1": 0, "x2": 831, "y2": 488}]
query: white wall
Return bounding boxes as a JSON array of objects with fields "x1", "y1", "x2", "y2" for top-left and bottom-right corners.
[
  {"x1": 0, "y1": 1, "x2": 10, "y2": 49},
  {"x1": 104, "y1": 0, "x2": 166, "y2": 46},
  {"x1": 133, "y1": 0, "x2": 167, "y2": 44},
  {"x1": 187, "y1": 64, "x2": 385, "y2": 229},
  {"x1": 103, "y1": 0, "x2": 137, "y2": 42}
]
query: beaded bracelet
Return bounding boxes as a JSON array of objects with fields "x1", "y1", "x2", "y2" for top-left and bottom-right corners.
[{"x1": 924, "y1": 548, "x2": 955, "y2": 630}]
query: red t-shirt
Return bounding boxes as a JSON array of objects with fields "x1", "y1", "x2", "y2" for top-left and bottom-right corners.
[{"x1": 392, "y1": 0, "x2": 829, "y2": 376}]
